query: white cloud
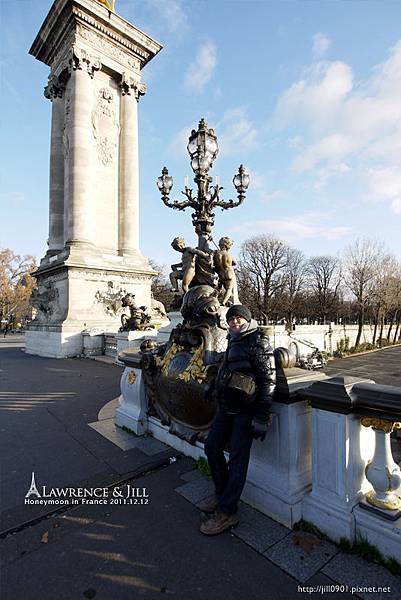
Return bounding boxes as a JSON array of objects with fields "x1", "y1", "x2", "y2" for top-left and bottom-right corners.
[
  {"x1": 391, "y1": 198, "x2": 401, "y2": 215},
  {"x1": 184, "y1": 41, "x2": 217, "y2": 93},
  {"x1": 258, "y1": 190, "x2": 286, "y2": 203},
  {"x1": 167, "y1": 124, "x2": 192, "y2": 159},
  {"x1": 272, "y1": 39, "x2": 401, "y2": 213},
  {"x1": 313, "y1": 162, "x2": 350, "y2": 190},
  {"x1": 313, "y1": 33, "x2": 332, "y2": 58},
  {"x1": 231, "y1": 213, "x2": 352, "y2": 241},
  {"x1": 244, "y1": 170, "x2": 286, "y2": 203},
  {"x1": 288, "y1": 135, "x2": 304, "y2": 149},
  {"x1": 167, "y1": 106, "x2": 258, "y2": 161},
  {"x1": 291, "y1": 134, "x2": 354, "y2": 172},
  {"x1": 367, "y1": 167, "x2": 401, "y2": 214},
  {"x1": 144, "y1": 0, "x2": 188, "y2": 34},
  {"x1": 274, "y1": 61, "x2": 353, "y2": 133},
  {"x1": 246, "y1": 170, "x2": 267, "y2": 191},
  {"x1": 217, "y1": 106, "x2": 259, "y2": 156}
]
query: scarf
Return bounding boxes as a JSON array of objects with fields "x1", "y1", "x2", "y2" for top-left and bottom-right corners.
[{"x1": 228, "y1": 318, "x2": 259, "y2": 341}]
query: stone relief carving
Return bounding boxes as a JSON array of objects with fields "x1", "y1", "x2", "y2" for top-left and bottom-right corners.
[
  {"x1": 120, "y1": 72, "x2": 147, "y2": 100},
  {"x1": 44, "y1": 74, "x2": 66, "y2": 100},
  {"x1": 99, "y1": 87, "x2": 113, "y2": 103},
  {"x1": 94, "y1": 281, "x2": 127, "y2": 317},
  {"x1": 92, "y1": 87, "x2": 120, "y2": 166},
  {"x1": 38, "y1": 271, "x2": 67, "y2": 284},
  {"x1": 63, "y1": 94, "x2": 71, "y2": 159},
  {"x1": 49, "y1": 30, "x2": 76, "y2": 75},
  {"x1": 30, "y1": 282, "x2": 60, "y2": 322},
  {"x1": 69, "y1": 270, "x2": 152, "y2": 283},
  {"x1": 69, "y1": 46, "x2": 101, "y2": 78},
  {"x1": 76, "y1": 24, "x2": 141, "y2": 72},
  {"x1": 73, "y1": 8, "x2": 152, "y2": 59}
]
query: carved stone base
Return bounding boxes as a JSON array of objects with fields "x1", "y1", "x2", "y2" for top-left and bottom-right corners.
[
  {"x1": 26, "y1": 257, "x2": 154, "y2": 358},
  {"x1": 25, "y1": 324, "x2": 86, "y2": 359},
  {"x1": 354, "y1": 505, "x2": 401, "y2": 562}
]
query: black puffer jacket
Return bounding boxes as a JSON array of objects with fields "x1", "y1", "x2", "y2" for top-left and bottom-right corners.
[{"x1": 216, "y1": 327, "x2": 275, "y2": 419}]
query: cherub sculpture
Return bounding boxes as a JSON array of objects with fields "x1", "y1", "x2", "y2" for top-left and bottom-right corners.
[
  {"x1": 119, "y1": 293, "x2": 153, "y2": 331},
  {"x1": 213, "y1": 236, "x2": 239, "y2": 306},
  {"x1": 169, "y1": 237, "x2": 211, "y2": 294}
]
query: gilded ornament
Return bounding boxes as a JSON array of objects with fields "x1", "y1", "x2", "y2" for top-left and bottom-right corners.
[
  {"x1": 365, "y1": 490, "x2": 401, "y2": 511},
  {"x1": 178, "y1": 343, "x2": 208, "y2": 385},
  {"x1": 159, "y1": 342, "x2": 183, "y2": 376},
  {"x1": 361, "y1": 417, "x2": 401, "y2": 434},
  {"x1": 157, "y1": 341, "x2": 209, "y2": 385},
  {"x1": 127, "y1": 371, "x2": 136, "y2": 385}
]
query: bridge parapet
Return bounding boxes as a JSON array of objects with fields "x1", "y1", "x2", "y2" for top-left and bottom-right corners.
[{"x1": 301, "y1": 378, "x2": 401, "y2": 562}]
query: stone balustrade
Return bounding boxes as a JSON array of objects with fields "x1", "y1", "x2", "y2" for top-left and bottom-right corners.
[
  {"x1": 114, "y1": 346, "x2": 401, "y2": 560},
  {"x1": 301, "y1": 378, "x2": 401, "y2": 562}
]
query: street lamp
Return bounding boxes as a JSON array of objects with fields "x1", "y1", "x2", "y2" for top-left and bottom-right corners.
[
  {"x1": 187, "y1": 118, "x2": 218, "y2": 173},
  {"x1": 157, "y1": 118, "x2": 250, "y2": 250},
  {"x1": 157, "y1": 167, "x2": 173, "y2": 202}
]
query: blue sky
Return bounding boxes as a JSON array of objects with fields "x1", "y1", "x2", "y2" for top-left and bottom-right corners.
[{"x1": 2, "y1": 0, "x2": 401, "y2": 270}]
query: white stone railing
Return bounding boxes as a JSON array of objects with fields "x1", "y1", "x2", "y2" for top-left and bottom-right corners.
[
  {"x1": 104, "y1": 333, "x2": 117, "y2": 358},
  {"x1": 267, "y1": 323, "x2": 398, "y2": 354},
  {"x1": 114, "y1": 341, "x2": 401, "y2": 561},
  {"x1": 301, "y1": 379, "x2": 401, "y2": 562}
]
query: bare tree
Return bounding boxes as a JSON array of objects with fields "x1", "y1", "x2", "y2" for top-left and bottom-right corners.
[
  {"x1": 236, "y1": 264, "x2": 260, "y2": 318},
  {"x1": 370, "y1": 253, "x2": 399, "y2": 344},
  {"x1": 149, "y1": 260, "x2": 174, "y2": 311},
  {"x1": 237, "y1": 235, "x2": 288, "y2": 322},
  {"x1": 283, "y1": 248, "x2": 306, "y2": 324},
  {"x1": 390, "y1": 268, "x2": 401, "y2": 344},
  {"x1": 383, "y1": 261, "x2": 401, "y2": 344},
  {"x1": 343, "y1": 239, "x2": 383, "y2": 348},
  {"x1": 306, "y1": 255, "x2": 341, "y2": 324}
]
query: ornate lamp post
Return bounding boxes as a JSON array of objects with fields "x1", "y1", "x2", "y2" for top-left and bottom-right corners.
[{"x1": 157, "y1": 118, "x2": 250, "y2": 251}]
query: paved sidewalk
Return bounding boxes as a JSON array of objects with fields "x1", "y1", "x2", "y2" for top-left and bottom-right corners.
[
  {"x1": 323, "y1": 345, "x2": 401, "y2": 386},
  {"x1": 1, "y1": 336, "x2": 400, "y2": 599}
]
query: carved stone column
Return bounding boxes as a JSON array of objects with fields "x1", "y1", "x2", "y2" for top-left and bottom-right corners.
[
  {"x1": 44, "y1": 75, "x2": 65, "y2": 254},
  {"x1": 118, "y1": 73, "x2": 147, "y2": 255},
  {"x1": 27, "y1": 0, "x2": 162, "y2": 359},
  {"x1": 65, "y1": 48, "x2": 101, "y2": 248}
]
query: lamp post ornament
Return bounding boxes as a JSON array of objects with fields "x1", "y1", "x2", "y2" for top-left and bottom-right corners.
[{"x1": 157, "y1": 118, "x2": 250, "y2": 293}]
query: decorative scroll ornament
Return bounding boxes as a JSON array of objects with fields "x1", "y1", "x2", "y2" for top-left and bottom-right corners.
[
  {"x1": 178, "y1": 342, "x2": 209, "y2": 385},
  {"x1": 94, "y1": 282, "x2": 127, "y2": 316},
  {"x1": 120, "y1": 72, "x2": 147, "y2": 100},
  {"x1": 92, "y1": 88, "x2": 120, "y2": 165},
  {"x1": 155, "y1": 342, "x2": 183, "y2": 375},
  {"x1": 155, "y1": 341, "x2": 209, "y2": 385},
  {"x1": 127, "y1": 371, "x2": 136, "y2": 385},
  {"x1": 69, "y1": 46, "x2": 101, "y2": 79},
  {"x1": 76, "y1": 25, "x2": 140, "y2": 72},
  {"x1": 62, "y1": 95, "x2": 71, "y2": 158},
  {"x1": 361, "y1": 417, "x2": 401, "y2": 434},
  {"x1": 44, "y1": 74, "x2": 65, "y2": 100}
]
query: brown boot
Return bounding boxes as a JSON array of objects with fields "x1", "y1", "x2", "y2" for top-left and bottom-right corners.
[
  {"x1": 200, "y1": 511, "x2": 239, "y2": 535},
  {"x1": 198, "y1": 496, "x2": 219, "y2": 514}
]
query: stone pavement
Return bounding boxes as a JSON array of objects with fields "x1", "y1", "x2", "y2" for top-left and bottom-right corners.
[
  {"x1": 1, "y1": 335, "x2": 400, "y2": 599},
  {"x1": 323, "y1": 345, "x2": 401, "y2": 386}
]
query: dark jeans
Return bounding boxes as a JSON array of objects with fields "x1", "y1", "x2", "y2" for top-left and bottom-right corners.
[{"x1": 204, "y1": 407, "x2": 254, "y2": 516}]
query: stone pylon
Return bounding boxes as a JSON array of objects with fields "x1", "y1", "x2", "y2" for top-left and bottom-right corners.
[{"x1": 26, "y1": 0, "x2": 162, "y2": 357}]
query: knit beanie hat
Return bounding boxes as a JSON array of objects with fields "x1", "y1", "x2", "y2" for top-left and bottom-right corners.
[{"x1": 226, "y1": 304, "x2": 252, "y2": 322}]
